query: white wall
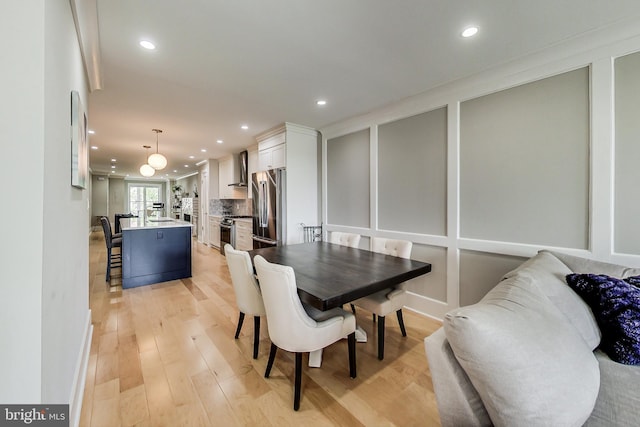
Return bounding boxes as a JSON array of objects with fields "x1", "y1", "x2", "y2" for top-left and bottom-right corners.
[
  {"x1": 0, "y1": 1, "x2": 92, "y2": 421},
  {"x1": 0, "y1": 1, "x2": 46, "y2": 404},
  {"x1": 42, "y1": 0, "x2": 91, "y2": 409},
  {"x1": 321, "y1": 18, "x2": 640, "y2": 320}
]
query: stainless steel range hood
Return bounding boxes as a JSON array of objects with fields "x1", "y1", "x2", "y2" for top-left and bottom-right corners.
[{"x1": 228, "y1": 150, "x2": 248, "y2": 187}]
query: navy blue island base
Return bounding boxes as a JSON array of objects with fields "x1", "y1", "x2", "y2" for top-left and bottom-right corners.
[{"x1": 120, "y1": 217, "x2": 192, "y2": 289}]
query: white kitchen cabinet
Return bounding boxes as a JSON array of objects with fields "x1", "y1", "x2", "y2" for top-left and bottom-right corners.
[
  {"x1": 247, "y1": 146, "x2": 258, "y2": 199},
  {"x1": 209, "y1": 216, "x2": 221, "y2": 248},
  {"x1": 255, "y1": 123, "x2": 319, "y2": 245},
  {"x1": 258, "y1": 131, "x2": 286, "y2": 171},
  {"x1": 235, "y1": 219, "x2": 252, "y2": 251},
  {"x1": 218, "y1": 154, "x2": 247, "y2": 199},
  {"x1": 218, "y1": 155, "x2": 246, "y2": 199},
  {"x1": 258, "y1": 144, "x2": 285, "y2": 170}
]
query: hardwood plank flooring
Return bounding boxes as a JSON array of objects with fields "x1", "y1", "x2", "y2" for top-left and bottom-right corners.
[{"x1": 81, "y1": 232, "x2": 442, "y2": 426}]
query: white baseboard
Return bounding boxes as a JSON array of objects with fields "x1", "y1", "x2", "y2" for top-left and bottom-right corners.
[
  {"x1": 69, "y1": 310, "x2": 93, "y2": 427},
  {"x1": 405, "y1": 292, "x2": 448, "y2": 322}
]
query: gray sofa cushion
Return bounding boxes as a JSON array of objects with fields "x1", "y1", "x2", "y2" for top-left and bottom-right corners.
[
  {"x1": 503, "y1": 251, "x2": 601, "y2": 349},
  {"x1": 547, "y1": 250, "x2": 640, "y2": 278},
  {"x1": 424, "y1": 328, "x2": 491, "y2": 427},
  {"x1": 444, "y1": 273, "x2": 600, "y2": 427},
  {"x1": 584, "y1": 350, "x2": 640, "y2": 426}
]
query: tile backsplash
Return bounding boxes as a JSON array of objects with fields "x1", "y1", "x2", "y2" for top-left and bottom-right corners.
[{"x1": 209, "y1": 199, "x2": 251, "y2": 216}]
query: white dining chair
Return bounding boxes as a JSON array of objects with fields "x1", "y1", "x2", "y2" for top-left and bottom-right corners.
[
  {"x1": 254, "y1": 255, "x2": 357, "y2": 411},
  {"x1": 329, "y1": 231, "x2": 361, "y2": 248},
  {"x1": 225, "y1": 244, "x2": 266, "y2": 359},
  {"x1": 352, "y1": 237, "x2": 413, "y2": 360}
]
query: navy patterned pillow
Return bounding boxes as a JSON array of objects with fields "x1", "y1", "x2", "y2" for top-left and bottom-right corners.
[
  {"x1": 565, "y1": 274, "x2": 640, "y2": 365},
  {"x1": 624, "y1": 275, "x2": 640, "y2": 288}
]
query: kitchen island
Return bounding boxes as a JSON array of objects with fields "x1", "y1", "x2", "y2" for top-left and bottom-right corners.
[{"x1": 120, "y1": 217, "x2": 193, "y2": 289}]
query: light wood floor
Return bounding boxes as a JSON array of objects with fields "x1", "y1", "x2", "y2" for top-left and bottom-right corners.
[{"x1": 80, "y1": 232, "x2": 443, "y2": 426}]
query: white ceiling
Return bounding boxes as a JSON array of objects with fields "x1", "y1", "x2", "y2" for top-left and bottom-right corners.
[{"x1": 87, "y1": 0, "x2": 640, "y2": 179}]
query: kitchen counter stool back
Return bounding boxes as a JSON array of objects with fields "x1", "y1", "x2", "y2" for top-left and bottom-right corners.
[{"x1": 100, "y1": 216, "x2": 122, "y2": 282}]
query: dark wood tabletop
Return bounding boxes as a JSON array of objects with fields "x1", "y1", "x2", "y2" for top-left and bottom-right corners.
[{"x1": 248, "y1": 241, "x2": 432, "y2": 311}]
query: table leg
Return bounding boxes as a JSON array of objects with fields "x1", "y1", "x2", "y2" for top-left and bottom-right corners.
[
  {"x1": 308, "y1": 326, "x2": 367, "y2": 368},
  {"x1": 309, "y1": 349, "x2": 323, "y2": 368},
  {"x1": 355, "y1": 325, "x2": 367, "y2": 342}
]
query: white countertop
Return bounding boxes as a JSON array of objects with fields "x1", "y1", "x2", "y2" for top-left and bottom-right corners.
[{"x1": 121, "y1": 217, "x2": 193, "y2": 230}]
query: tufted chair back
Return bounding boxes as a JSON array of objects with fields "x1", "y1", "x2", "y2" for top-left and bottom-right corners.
[
  {"x1": 225, "y1": 245, "x2": 266, "y2": 317},
  {"x1": 329, "y1": 232, "x2": 361, "y2": 248},
  {"x1": 371, "y1": 237, "x2": 412, "y2": 259}
]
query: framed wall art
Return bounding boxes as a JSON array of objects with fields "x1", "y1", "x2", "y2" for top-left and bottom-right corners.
[{"x1": 71, "y1": 90, "x2": 88, "y2": 189}]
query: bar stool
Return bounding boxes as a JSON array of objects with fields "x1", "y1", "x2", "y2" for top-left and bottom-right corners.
[{"x1": 100, "y1": 216, "x2": 122, "y2": 282}]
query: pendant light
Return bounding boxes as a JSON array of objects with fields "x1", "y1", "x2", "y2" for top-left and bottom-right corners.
[
  {"x1": 148, "y1": 128, "x2": 167, "y2": 170},
  {"x1": 140, "y1": 145, "x2": 155, "y2": 177}
]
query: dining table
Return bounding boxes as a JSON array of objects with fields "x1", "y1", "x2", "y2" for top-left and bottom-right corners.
[
  {"x1": 248, "y1": 241, "x2": 432, "y2": 366},
  {"x1": 248, "y1": 241, "x2": 432, "y2": 310}
]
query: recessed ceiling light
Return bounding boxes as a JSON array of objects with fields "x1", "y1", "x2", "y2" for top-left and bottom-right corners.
[
  {"x1": 241, "y1": 125, "x2": 249, "y2": 130},
  {"x1": 111, "y1": 165, "x2": 116, "y2": 169},
  {"x1": 88, "y1": 130, "x2": 95, "y2": 134},
  {"x1": 217, "y1": 139, "x2": 223, "y2": 144},
  {"x1": 316, "y1": 100, "x2": 327, "y2": 106},
  {"x1": 189, "y1": 155, "x2": 195, "y2": 159},
  {"x1": 184, "y1": 165, "x2": 189, "y2": 168},
  {"x1": 461, "y1": 26, "x2": 479, "y2": 38},
  {"x1": 111, "y1": 170, "x2": 115, "y2": 174},
  {"x1": 91, "y1": 146, "x2": 98, "y2": 150},
  {"x1": 111, "y1": 158, "x2": 116, "y2": 162},
  {"x1": 201, "y1": 149, "x2": 207, "y2": 153},
  {"x1": 173, "y1": 170, "x2": 177, "y2": 173},
  {"x1": 139, "y1": 40, "x2": 156, "y2": 50}
]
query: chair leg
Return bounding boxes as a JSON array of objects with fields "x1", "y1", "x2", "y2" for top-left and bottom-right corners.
[
  {"x1": 294, "y1": 352, "x2": 302, "y2": 411},
  {"x1": 396, "y1": 309, "x2": 407, "y2": 337},
  {"x1": 350, "y1": 303, "x2": 356, "y2": 314},
  {"x1": 105, "y1": 248, "x2": 111, "y2": 281},
  {"x1": 264, "y1": 343, "x2": 277, "y2": 378},
  {"x1": 377, "y1": 315, "x2": 386, "y2": 360},
  {"x1": 234, "y1": 312, "x2": 245, "y2": 339},
  {"x1": 348, "y1": 332, "x2": 357, "y2": 378},
  {"x1": 253, "y1": 316, "x2": 260, "y2": 359}
]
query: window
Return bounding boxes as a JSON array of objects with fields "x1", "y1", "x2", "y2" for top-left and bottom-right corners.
[{"x1": 128, "y1": 183, "x2": 162, "y2": 218}]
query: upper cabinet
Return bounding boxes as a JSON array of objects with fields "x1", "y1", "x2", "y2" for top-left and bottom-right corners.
[
  {"x1": 258, "y1": 131, "x2": 286, "y2": 170},
  {"x1": 218, "y1": 155, "x2": 246, "y2": 199}
]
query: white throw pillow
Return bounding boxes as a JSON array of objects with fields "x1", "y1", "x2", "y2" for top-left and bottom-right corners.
[{"x1": 444, "y1": 274, "x2": 600, "y2": 427}]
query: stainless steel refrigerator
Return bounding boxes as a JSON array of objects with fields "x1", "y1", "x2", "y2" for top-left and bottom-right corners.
[{"x1": 252, "y1": 168, "x2": 286, "y2": 248}]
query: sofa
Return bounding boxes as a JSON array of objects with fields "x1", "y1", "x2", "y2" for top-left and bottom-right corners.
[{"x1": 424, "y1": 250, "x2": 640, "y2": 427}]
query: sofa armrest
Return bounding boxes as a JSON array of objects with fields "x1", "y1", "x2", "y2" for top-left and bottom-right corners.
[{"x1": 424, "y1": 328, "x2": 491, "y2": 427}]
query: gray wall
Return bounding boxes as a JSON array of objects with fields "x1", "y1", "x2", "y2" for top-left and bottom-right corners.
[
  {"x1": 327, "y1": 129, "x2": 370, "y2": 228},
  {"x1": 460, "y1": 68, "x2": 590, "y2": 249},
  {"x1": 614, "y1": 51, "x2": 640, "y2": 255},
  {"x1": 378, "y1": 108, "x2": 447, "y2": 235},
  {"x1": 322, "y1": 37, "x2": 640, "y2": 317}
]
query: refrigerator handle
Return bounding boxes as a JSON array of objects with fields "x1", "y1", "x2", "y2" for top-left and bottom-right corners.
[{"x1": 259, "y1": 180, "x2": 268, "y2": 227}]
